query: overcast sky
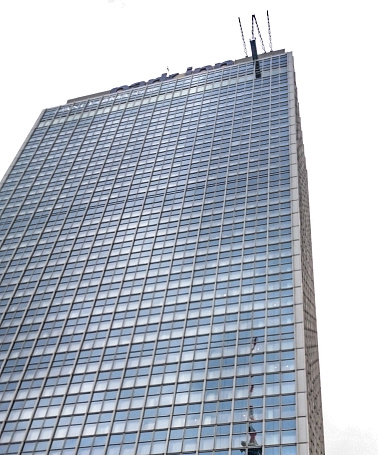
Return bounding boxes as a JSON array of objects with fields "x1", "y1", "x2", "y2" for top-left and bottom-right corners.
[{"x1": 1, "y1": 1, "x2": 378, "y2": 453}]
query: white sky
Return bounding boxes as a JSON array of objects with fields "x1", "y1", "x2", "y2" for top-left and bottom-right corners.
[{"x1": 1, "y1": 1, "x2": 378, "y2": 453}]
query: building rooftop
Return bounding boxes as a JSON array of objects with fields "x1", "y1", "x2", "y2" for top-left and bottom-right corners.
[{"x1": 67, "y1": 49, "x2": 285, "y2": 104}]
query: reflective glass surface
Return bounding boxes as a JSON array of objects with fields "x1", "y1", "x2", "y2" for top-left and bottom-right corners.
[{"x1": 0, "y1": 53, "x2": 303, "y2": 455}]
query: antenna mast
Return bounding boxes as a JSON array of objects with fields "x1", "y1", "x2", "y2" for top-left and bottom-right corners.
[
  {"x1": 238, "y1": 17, "x2": 248, "y2": 58},
  {"x1": 251, "y1": 15, "x2": 266, "y2": 53},
  {"x1": 267, "y1": 10, "x2": 273, "y2": 52}
]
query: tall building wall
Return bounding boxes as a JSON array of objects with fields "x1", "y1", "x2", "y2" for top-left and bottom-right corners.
[
  {"x1": 0, "y1": 51, "x2": 324, "y2": 455},
  {"x1": 288, "y1": 55, "x2": 324, "y2": 455}
]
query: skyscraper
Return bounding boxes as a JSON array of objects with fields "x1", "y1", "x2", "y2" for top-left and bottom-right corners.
[{"x1": 0, "y1": 48, "x2": 324, "y2": 455}]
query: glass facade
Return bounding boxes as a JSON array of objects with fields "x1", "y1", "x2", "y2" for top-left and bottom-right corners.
[{"x1": 0, "y1": 51, "x2": 324, "y2": 455}]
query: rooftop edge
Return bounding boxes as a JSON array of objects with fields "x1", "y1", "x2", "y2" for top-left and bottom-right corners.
[{"x1": 67, "y1": 49, "x2": 285, "y2": 104}]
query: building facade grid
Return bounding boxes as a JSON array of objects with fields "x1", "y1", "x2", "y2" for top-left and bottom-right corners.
[{"x1": 0, "y1": 51, "x2": 324, "y2": 455}]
